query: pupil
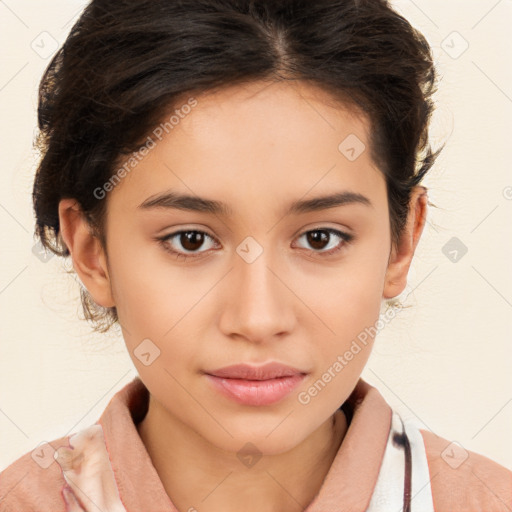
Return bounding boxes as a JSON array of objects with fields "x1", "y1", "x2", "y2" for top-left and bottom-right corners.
[
  {"x1": 181, "y1": 231, "x2": 203, "y2": 251},
  {"x1": 308, "y1": 230, "x2": 328, "y2": 250}
]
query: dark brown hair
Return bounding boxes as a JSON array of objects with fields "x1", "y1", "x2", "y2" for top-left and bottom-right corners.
[{"x1": 32, "y1": 0, "x2": 443, "y2": 333}]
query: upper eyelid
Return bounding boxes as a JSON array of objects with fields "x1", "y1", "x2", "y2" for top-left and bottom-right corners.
[
  {"x1": 294, "y1": 228, "x2": 354, "y2": 248},
  {"x1": 163, "y1": 229, "x2": 217, "y2": 242},
  {"x1": 164, "y1": 221, "x2": 353, "y2": 236},
  {"x1": 162, "y1": 226, "x2": 351, "y2": 239},
  {"x1": 159, "y1": 230, "x2": 219, "y2": 253},
  {"x1": 161, "y1": 227, "x2": 352, "y2": 250}
]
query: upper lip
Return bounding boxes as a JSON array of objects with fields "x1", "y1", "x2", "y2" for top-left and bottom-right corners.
[{"x1": 204, "y1": 362, "x2": 306, "y2": 380}]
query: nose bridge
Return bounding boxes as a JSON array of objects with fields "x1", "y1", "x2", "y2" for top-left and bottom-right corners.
[
  {"x1": 235, "y1": 236, "x2": 282, "y2": 307},
  {"x1": 221, "y1": 236, "x2": 294, "y2": 341}
]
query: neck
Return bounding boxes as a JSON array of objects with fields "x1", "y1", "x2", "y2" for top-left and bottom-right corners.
[{"x1": 136, "y1": 396, "x2": 348, "y2": 512}]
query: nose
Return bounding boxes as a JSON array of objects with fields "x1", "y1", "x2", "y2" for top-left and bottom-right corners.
[{"x1": 218, "y1": 244, "x2": 296, "y2": 345}]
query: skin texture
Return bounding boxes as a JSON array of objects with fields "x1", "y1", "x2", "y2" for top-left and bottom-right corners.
[{"x1": 58, "y1": 80, "x2": 428, "y2": 512}]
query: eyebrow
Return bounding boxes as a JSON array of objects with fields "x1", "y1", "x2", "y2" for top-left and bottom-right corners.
[{"x1": 137, "y1": 190, "x2": 372, "y2": 216}]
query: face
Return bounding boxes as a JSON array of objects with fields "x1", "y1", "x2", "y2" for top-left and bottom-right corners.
[{"x1": 75, "y1": 80, "x2": 401, "y2": 454}]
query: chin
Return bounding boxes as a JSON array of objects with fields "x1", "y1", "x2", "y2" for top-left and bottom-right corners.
[{"x1": 206, "y1": 425, "x2": 305, "y2": 458}]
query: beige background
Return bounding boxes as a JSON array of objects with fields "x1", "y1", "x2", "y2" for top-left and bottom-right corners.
[{"x1": 1, "y1": 0, "x2": 511, "y2": 471}]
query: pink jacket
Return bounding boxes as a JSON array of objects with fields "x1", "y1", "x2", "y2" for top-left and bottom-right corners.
[{"x1": 1, "y1": 377, "x2": 510, "y2": 511}]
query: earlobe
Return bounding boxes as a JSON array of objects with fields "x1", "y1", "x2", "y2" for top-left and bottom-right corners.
[
  {"x1": 383, "y1": 186, "x2": 428, "y2": 299},
  {"x1": 58, "y1": 198, "x2": 115, "y2": 308}
]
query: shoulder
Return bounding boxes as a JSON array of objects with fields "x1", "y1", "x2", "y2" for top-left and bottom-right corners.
[
  {"x1": 420, "y1": 429, "x2": 512, "y2": 512},
  {"x1": 0, "y1": 377, "x2": 145, "y2": 512},
  {"x1": 0, "y1": 435, "x2": 70, "y2": 512},
  {"x1": 1, "y1": 423, "x2": 126, "y2": 512}
]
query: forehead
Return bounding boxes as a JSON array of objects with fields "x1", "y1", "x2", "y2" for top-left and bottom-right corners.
[{"x1": 106, "y1": 80, "x2": 386, "y2": 218}]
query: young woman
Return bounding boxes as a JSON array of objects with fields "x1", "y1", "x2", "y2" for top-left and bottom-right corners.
[{"x1": 1, "y1": 0, "x2": 510, "y2": 511}]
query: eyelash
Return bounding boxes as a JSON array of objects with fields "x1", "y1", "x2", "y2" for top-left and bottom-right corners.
[{"x1": 156, "y1": 228, "x2": 354, "y2": 261}]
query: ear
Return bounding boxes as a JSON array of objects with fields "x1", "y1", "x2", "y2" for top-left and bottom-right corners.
[
  {"x1": 58, "y1": 198, "x2": 115, "y2": 308},
  {"x1": 383, "y1": 186, "x2": 428, "y2": 299}
]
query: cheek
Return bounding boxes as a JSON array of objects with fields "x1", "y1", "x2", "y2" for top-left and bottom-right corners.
[
  {"x1": 294, "y1": 264, "x2": 386, "y2": 414},
  {"x1": 311, "y1": 271, "x2": 382, "y2": 378},
  {"x1": 109, "y1": 215, "x2": 389, "y2": 366},
  {"x1": 300, "y1": 236, "x2": 389, "y2": 377},
  {"x1": 296, "y1": 237, "x2": 389, "y2": 338},
  {"x1": 108, "y1": 238, "x2": 216, "y2": 374},
  {"x1": 109, "y1": 229, "x2": 194, "y2": 326}
]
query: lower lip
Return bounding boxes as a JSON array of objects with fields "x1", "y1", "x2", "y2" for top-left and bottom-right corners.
[{"x1": 205, "y1": 374, "x2": 306, "y2": 406}]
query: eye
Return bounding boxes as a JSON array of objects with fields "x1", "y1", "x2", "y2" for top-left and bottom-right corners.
[
  {"x1": 157, "y1": 227, "x2": 353, "y2": 261},
  {"x1": 157, "y1": 230, "x2": 219, "y2": 260},
  {"x1": 294, "y1": 228, "x2": 353, "y2": 256}
]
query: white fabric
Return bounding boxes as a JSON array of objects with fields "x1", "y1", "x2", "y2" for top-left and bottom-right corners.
[
  {"x1": 366, "y1": 411, "x2": 435, "y2": 512},
  {"x1": 403, "y1": 417, "x2": 436, "y2": 512}
]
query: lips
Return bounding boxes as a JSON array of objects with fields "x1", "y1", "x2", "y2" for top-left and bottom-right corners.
[
  {"x1": 205, "y1": 362, "x2": 305, "y2": 380},
  {"x1": 203, "y1": 362, "x2": 307, "y2": 406}
]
